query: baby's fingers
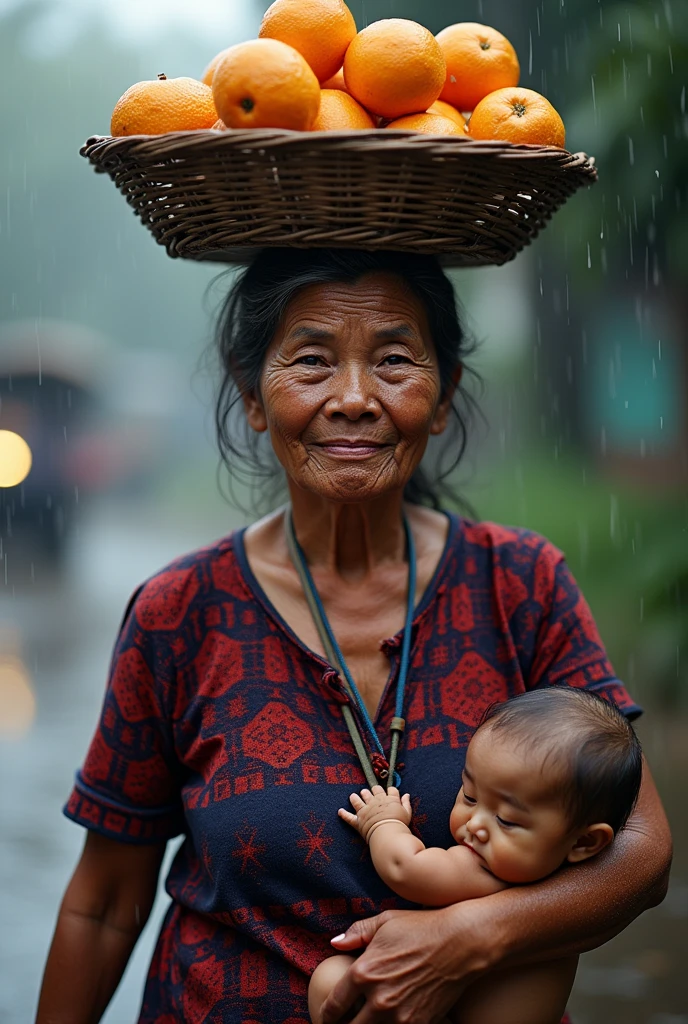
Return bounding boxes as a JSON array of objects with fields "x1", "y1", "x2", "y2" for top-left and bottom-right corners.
[
  {"x1": 401, "y1": 793, "x2": 413, "y2": 816},
  {"x1": 348, "y1": 792, "x2": 365, "y2": 811},
  {"x1": 338, "y1": 808, "x2": 359, "y2": 827}
]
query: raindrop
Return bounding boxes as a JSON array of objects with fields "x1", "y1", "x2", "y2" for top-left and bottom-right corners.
[
  {"x1": 590, "y1": 75, "x2": 597, "y2": 117},
  {"x1": 647, "y1": 53, "x2": 652, "y2": 77},
  {"x1": 664, "y1": 0, "x2": 674, "y2": 31},
  {"x1": 639, "y1": 596, "x2": 644, "y2": 622},
  {"x1": 610, "y1": 494, "x2": 620, "y2": 544},
  {"x1": 587, "y1": 242, "x2": 592, "y2": 268},
  {"x1": 628, "y1": 136, "x2": 634, "y2": 165},
  {"x1": 528, "y1": 30, "x2": 533, "y2": 75},
  {"x1": 681, "y1": 86, "x2": 686, "y2": 115},
  {"x1": 668, "y1": 46, "x2": 674, "y2": 74}
]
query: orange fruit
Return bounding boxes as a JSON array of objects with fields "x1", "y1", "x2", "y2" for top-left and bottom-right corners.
[
  {"x1": 427, "y1": 100, "x2": 466, "y2": 130},
  {"x1": 110, "y1": 74, "x2": 217, "y2": 136},
  {"x1": 344, "y1": 19, "x2": 446, "y2": 120},
  {"x1": 385, "y1": 112, "x2": 465, "y2": 136},
  {"x1": 321, "y1": 67, "x2": 348, "y2": 92},
  {"x1": 202, "y1": 48, "x2": 232, "y2": 87},
  {"x1": 259, "y1": 0, "x2": 356, "y2": 84},
  {"x1": 212, "y1": 39, "x2": 321, "y2": 131},
  {"x1": 312, "y1": 89, "x2": 375, "y2": 130},
  {"x1": 467, "y1": 87, "x2": 565, "y2": 147},
  {"x1": 436, "y1": 23, "x2": 520, "y2": 112}
]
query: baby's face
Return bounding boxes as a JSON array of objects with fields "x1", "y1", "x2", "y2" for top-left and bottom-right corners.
[{"x1": 449, "y1": 726, "x2": 581, "y2": 884}]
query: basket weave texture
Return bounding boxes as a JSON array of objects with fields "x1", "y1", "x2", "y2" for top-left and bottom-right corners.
[{"x1": 82, "y1": 129, "x2": 597, "y2": 267}]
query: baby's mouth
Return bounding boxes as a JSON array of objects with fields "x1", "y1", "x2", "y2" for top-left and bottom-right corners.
[{"x1": 461, "y1": 838, "x2": 488, "y2": 863}]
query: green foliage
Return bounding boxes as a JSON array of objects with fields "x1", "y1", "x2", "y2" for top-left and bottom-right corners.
[
  {"x1": 560, "y1": 0, "x2": 688, "y2": 282},
  {"x1": 463, "y1": 451, "x2": 688, "y2": 707}
]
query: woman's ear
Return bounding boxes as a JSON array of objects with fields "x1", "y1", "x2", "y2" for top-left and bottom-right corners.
[
  {"x1": 242, "y1": 390, "x2": 268, "y2": 433},
  {"x1": 566, "y1": 823, "x2": 615, "y2": 864},
  {"x1": 430, "y1": 365, "x2": 463, "y2": 436}
]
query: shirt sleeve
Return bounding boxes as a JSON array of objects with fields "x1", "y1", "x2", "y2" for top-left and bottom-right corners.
[
  {"x1": 527, "y1": 543, "x2": 642, "y2": 719},
  {"x1": 63, "y1": 583, "x2": 185, "y2": 844}
]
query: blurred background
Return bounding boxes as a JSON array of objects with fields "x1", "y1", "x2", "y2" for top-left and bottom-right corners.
[{"x1": 0, "y1": 0, "x2": 685, "y2": 1020}]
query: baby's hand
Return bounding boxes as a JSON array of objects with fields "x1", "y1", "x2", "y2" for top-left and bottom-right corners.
[{"x1": 339, "y1": 785, "x2": 413, "y2": 843}]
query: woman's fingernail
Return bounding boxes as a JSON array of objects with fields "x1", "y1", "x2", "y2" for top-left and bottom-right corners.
[{"x1": 331, "y1": 934, "x2": 346, "y2": 943}]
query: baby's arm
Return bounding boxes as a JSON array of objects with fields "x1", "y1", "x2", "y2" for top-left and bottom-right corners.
[{"x1": 340, "y1": 786, "x2": 507, "y2": 906}]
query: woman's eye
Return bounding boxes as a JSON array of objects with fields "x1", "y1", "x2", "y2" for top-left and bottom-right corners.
[
  {"x1": 382, "y1": 354, "x2": 411, "y2": 366},
  {"x1": 496, "y1": 816, "x2": 519, "y2": 829},
  {"x1": 296, "y1": 355, "x2": 323, "y2": 366}
]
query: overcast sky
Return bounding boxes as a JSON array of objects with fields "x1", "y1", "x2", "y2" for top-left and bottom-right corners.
[{"x1": 0, "y1": 0, "x2": 261, "y2": 52}]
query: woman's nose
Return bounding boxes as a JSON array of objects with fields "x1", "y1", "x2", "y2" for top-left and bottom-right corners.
[{"x1": 326, "y1": 364, "x2": 381, "y2": 420}]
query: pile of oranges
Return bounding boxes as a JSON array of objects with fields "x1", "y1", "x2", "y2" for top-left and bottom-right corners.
[{"x1": 110, "y1": 0, "x2": 565, "y2": 148}]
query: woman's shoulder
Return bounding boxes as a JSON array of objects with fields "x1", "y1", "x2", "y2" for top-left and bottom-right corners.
[
  {"x1": 127, "y1": 531, "x2": 251, "y2": 631},
  {"x1": 444, "y1": 513, "x2": 566, "y2": 584}
]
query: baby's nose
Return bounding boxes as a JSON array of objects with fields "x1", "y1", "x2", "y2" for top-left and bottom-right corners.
[{"x1": 466, "y1": 818, "x2": 489, "y2": 843}]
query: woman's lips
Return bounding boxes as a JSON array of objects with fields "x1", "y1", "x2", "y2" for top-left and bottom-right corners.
[{"x1": 315, "y1": 442, "x2": 388, "y2": 459}]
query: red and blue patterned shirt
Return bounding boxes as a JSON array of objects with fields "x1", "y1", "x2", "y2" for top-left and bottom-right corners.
[{"x1": 64, "y1": 514, "x2": 640, "y2": 1023}]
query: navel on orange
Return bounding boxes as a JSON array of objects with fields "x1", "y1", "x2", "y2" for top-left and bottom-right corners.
[
  {"x1": 259, "y1": 0, "x2": 356, "y2": 84},
  {"x1": 436, "y1": 22, "x2": 519, "y2": 112},
  {"x1": 467, "y1": 87, "x2": 565, "y2": 147},
  {"x1": 312, "y1": 90, "x2": 375, "y2": 130},
  {"x1": 385, "y1": 112, "x2": 464, "y2": 136},
  {"x1": 212, "y1": 39, "x2": 321, "y2": 131},
  {"x1": 344, "y1": 19, "x2": 446, "y2": 120},
  {"x1": 110, "y1": 74, "x2": 217, "y2": 136},
  {"x1": 427, "y1": 100, "x2": 466, "y2": 130}
]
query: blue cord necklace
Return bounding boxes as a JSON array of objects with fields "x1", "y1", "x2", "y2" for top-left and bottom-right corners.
[{"x1": 285, "y1": 511, "x2": 416, "y2": 790}]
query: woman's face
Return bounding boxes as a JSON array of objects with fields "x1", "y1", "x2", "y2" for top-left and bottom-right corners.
[{"x1": 244, "y1": 272, "x2": 455, "y2": 503}]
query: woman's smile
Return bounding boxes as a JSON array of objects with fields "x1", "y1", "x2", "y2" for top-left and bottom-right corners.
[{"x1": 313, "y1": 438, "x2": 390, "y2": 459}]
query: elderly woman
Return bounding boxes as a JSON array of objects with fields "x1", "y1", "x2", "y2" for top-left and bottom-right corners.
[{"x1": 37, "y1": 249, "x2": 671, "y2": 1024}]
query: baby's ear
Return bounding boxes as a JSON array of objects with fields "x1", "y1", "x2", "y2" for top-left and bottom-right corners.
[{"x1": 566, "y1": 823, "x2": 615, "y2": 864}]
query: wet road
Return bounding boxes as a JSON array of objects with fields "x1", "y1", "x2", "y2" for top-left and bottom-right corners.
[{"x1": 0, "y1": 502, "x2": 686, "y2": 1023}]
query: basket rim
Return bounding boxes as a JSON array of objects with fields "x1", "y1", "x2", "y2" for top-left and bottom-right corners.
[{"x1": 81, "y1": 128, "x2": 597, "y2": 179}]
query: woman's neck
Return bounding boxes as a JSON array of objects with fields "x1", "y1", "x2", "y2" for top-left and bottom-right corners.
[{"x1": 288, "y1": 487, "x2": 408, "y2": 582}]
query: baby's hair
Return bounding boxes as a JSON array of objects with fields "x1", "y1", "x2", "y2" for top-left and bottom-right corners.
[{"x1": 479, "y1": 687, "x2": 642, "y2": 835}]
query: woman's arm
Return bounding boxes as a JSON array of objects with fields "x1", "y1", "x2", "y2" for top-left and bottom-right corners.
[
  {"x1": 36, "y1": 831, "x2": 166, "y2": 1024},
  {"x1": 322, "y1": 760, "x2": 671, "y2": 1023}
]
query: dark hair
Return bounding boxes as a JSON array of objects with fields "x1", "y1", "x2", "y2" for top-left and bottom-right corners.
[
  {"x1": 479, "y1": 687, "x2": 643, "y2": 835},
  {"x1": 211, "y1": 248, "x2": 481, "y2": 512}
]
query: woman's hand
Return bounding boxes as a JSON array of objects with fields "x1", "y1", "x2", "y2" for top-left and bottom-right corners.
[{"x1": 321, "y1": 904, "x2": 490, "y2": 1024}]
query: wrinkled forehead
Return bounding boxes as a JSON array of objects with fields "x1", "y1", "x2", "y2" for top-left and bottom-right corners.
[{"x1": 275, "y1": 272, "x2": 433, "y2": 341}]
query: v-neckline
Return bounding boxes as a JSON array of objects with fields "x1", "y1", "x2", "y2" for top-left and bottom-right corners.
[{"x1": 233, "y1": 510, "x2": 460, "y2": 676}]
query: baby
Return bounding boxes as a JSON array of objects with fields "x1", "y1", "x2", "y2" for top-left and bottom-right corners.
[{"x1": 308, "y1": 686, "x2": 643, "y2": 1024}]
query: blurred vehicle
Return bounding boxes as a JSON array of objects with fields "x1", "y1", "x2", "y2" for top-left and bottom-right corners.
[
  {"x1": 0, "y1": 320, "x2": 108, "y2": 569},
  {"x1": 0, "y1": 320, "x2": 194, "y2": 578}
]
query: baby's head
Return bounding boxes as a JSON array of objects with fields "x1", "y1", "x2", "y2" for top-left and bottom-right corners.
[{"x1": 450, "y1": 687, "x2": 642, "y2": 884}]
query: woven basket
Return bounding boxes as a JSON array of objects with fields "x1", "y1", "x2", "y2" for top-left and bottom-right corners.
[{"x1": 81, "y1": 129, "x2": 597, "y2": 267}]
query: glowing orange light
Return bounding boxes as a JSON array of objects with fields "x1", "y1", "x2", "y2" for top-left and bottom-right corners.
[{"x1": 0, "y1": 430, "x2": 32, "y2": 487}]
